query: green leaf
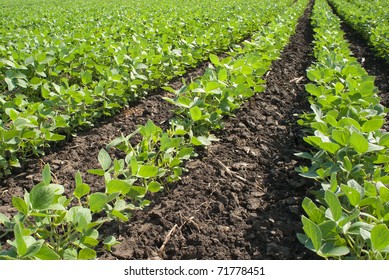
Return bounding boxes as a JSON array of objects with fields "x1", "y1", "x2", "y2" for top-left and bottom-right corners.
[
  {"x1": 23, "y1": 240, "x2": 44, "y2": 258},
  {"x1": 106, "y1": 179, "x2": 131, "y2": 194},
  {"x1": 371, "y1": 224, "x2": 389, "y2": 251},
  {"x1": 74, "y1": 171, "x2": 90, "y2": 199},
  {"x1": 12, "y1": 197, "x2": 29, "y2": 215},
  {"x1": 189, "y1": 106, "x2": 202, "y2": 121},
  {"x1": 89, "y1": 193, "x2": 107, "y2": 213},
  {"x1": 78, "y1": 248, "x2": 96, "y2": 260},
  {"x1": 14, "y1": 223, "x2": 28, "y2": 256},
  {"x1": 137, "y1": 165, "x2": 158, "y2": 178},
  {"x1": 35, "y1": 244, "x2": 60, "y2": 260},
  {"x1": 379, "y1": 134, "x2": 389, "y2": 147},
  {"x1": 302, "y1": 197, "x2": 325, "y2": 224},
  {"x1": 218, "y1": 68, "x2": 228, "y2": 81},
  {"x1": 63, "y1": 248, "x2": 78, "y2": 260},
  {"x1": 340, "y1": 184, "x2": 361, "y2": 206},
  {"x1": 305, "y1": 83, "x2": 324, "y2": 96},
  {"x1": 30, "y1": 184, "x2": 55, "y2": 210},
  {"x1": 98, "y1": 149, "x2": 111, "y2": 171},
  {"x1": 103, "y1": 236, "x2": 120, "y2": 252},
  {"x1": 81, "y1": 71, "x2": 92, "y2": 85},
  {"x1": 332, "y1": 129, "x2": 349, "y2": 146},
  {"x1": 319, "y1": 142, "x2": 340, "y2": 154},
  {"x1": 302, "y1": 216, "x2": 322, "y2": 252},
  {"x1": 191, "y1": 135, "x2": 212, "y2": 146},
  {"x1": 350, "y1": 132, "x2": 369, "y2": 154},
  {"x1": 322, "y1": 246, "x2": 350, "y2": 257},
  {"x1": 128, "y1": 186, "x2": 147, "y2": 199},
  {"x1": 379, "y1": 186, "x2": 389, "y2": 203},
  {"x1": 362, "y1": 119, "x2": 384, "y2": 132},
  {"x1": 87, "y1": 169, "x2": 105, "y2": 176},
  {"x1": 42, "y1": 164, "x2": 51, "y2": 185},
  {"x1": 324, "y1": 190, "x2": 342, "y2": 222},
  {"x1": 209, "y1": 54, "x2": 220, "y2": 66},
  {"x1": 147, "y1": 181, "x2": 162, "y2": 193}
]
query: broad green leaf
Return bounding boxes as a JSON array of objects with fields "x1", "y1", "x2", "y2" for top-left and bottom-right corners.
[
  {"x1": 324, "y1": 190, "x2": 342, "y2": 221},
  {"x1": 331, "y1": 129, "x2": 349, "y2": 146},
  {"x1": 66, "y1": 206, "x2": 92, "y2": 224},
  {"x1": 103, "y1": 236, "x2": 120, "y2": 252},
  {"x1": 379, "y1": 186, "x2": 389, "y2": 203},
  {"x1": 140, "y1": 119, "x2": 162, "y2": 136},
  {"x1": 89, "y1": 193, "x2": 107, "y2": 213},
  {"x1": 22, "y1": 240, "x2": 44, "y2": 258},
  {"x1": 350, "y1": 132, "x2": 369, "y2": 154},
  {"x1": 78, "y1": 248, "x2": 96, "y2": 260},
  {"x1": 30, "y1": 184, "x2": 55, "y2": 210},
  {"x1": 302, "y1": 216, "x2": 322, "y2": 252},
  {"x1": 318, "y1": 220, "x2": 337, "y2": 239},
  {"x1": 110, "y1": 209, "x2": 129, "y2": 222},
  {"x1": 305, "y1": 83, "x2": 324, "y2": 97},
  {"x1": 74, "y1": 171, "x2": 90, "y2": 199},
  {"x1": 209, "y1": 54, "x2": 220, "y2": 66},
  {"x1": 128, "y1": 186, "x2": 147, "y2": 199},
  {"x1": 322, "y1": 246, "x2": 350, "y2": 257},
  {"x1": 379, "y1": 134, "x2": 389, "y2": 147},
  {"x1": 319, "y1": 142, "x2": 340, "y2": 154},
  {"x1": 63, "y1": 248, "x2": 78, "y2": 260},
  {"x1": 106, "y1": 179, "x2": 131, "y2": 194},
  {"x1": 218, "y1": 68, "x2": 228, "y2": 81},
  {"x1": 14, "y1": 223, "x2": 28, "y2": 257},
  {"x1": 137, "y1": 165, "x2": 158, "y2": 178},
  {"x1": 42, "y1": 164, "x2": 51, "y2": 185},
  {"x1": 147, "y1": 181, "x2": 162, "y2": 193},
  {"x1": 362, "y1": 119, "x2": 384, "y2": 132},
  {"x1": 302, "y1": 197, "x2": 325, "y2": 224},
  {"x1": 81, "y1": 236, "x2": 99, "y2": 247},
  {"x1": 191, "y1": 135, "x2": 212, "y2": 146},
  {"x1": 81, "y1": 71, "x2": 92, "y2": 85},
  {"x1": 35, "y1": 244, "x2": 60, "y2": 260},
  {"x1": 98, "y1": 149, "x2": 111, "y2": 171},
  {"x1": 371, "y1": 224, "x2": 389, "y2": 251},
  {"x1": 340, "y1": 184, "x2": 361, "y2": 206},
  {"x1": 12, "y1": 197, "x2": 28, "y2": 215},
  {"x1": 189, "y1": 106, "x2": 202, "y2": 121}
]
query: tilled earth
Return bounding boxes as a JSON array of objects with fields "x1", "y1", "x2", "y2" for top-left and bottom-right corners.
[{"x1": 1, "y1": 0, "x2": 388, "y2": 260}]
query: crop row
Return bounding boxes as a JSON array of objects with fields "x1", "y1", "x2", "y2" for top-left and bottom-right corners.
[
  {"x1": 327, "y1": 0, "x2": 389, "y2": 62},
  {"x1": 0, "y1": 0, "x2": 296, "y2": 176},
  {"x1": 0, "y1": 0, "x2": 309, "y2": 260},
  {"x1": 297, "y1": 0, "x2": 389, "y2": 259}
]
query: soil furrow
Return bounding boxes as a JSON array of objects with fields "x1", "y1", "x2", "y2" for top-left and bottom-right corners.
[{"x1": 99, "y1": 1, "x2": 319, "y2": 260}]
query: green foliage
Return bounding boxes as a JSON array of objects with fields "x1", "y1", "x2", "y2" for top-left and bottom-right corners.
[
  {"x1": 0, "y1": 0, "x2": 311, "y2": 260},
  {"x1": 0, "y1": 165, "x2": 124, "y2": 259},
  {"x1": 0, "y1": 0, "x2": 296, "y2": 177},
  {"x1": 296, "y1": 0, "x2": 389, "y2": 260},
  {"x1": 328, "y1": 0, "x2": 389, "y2": 63}
]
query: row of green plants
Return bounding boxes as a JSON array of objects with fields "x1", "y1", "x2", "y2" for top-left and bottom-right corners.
[
  {"x1": 297, "y1": 0, "x2": 389, "y2": 259},
  {"x1": 328, "y1": 0, "x2": 389, "y2": 63},
  {"x1": 0, "y1": 0, "x2": 310, "y2": 259},
  {"x1": 0, "y1": 0, "x2": 295, "y2": 177}
]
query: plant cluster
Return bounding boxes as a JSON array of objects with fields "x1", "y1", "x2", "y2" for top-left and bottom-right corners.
[
  {"x1": 0, "y1": 0, "x2": 310, "y2": 259},
  {"x1": 0, "y1": 0, "x2": 294, "y2": 176},
  {"x1": 296, "y1": 0, "x2": 389, "y2": 259},
  {"x1": 328, "y1": 0, "x2": 389, "y2": 63}
]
